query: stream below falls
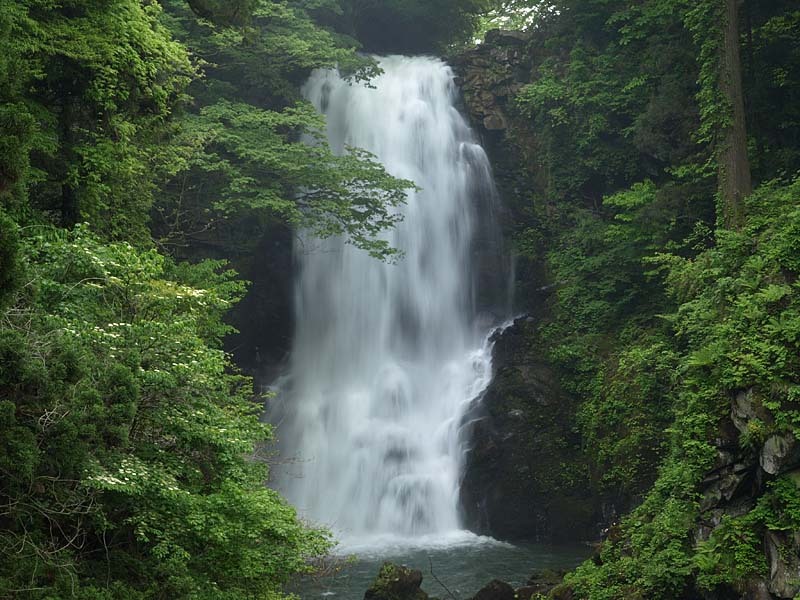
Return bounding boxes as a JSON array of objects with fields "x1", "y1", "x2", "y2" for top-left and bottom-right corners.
[{"x1": 293, "y1": 538, "x2": 592, "y2": 599}]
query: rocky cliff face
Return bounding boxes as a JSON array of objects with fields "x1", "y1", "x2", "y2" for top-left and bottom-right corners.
[
  {"x1": 454, "y1": 33, "x2": 607, "y2": 542},
  {"x1": 451, "y1": 30, "x2": 551, "y2": 315},
  {"x1": 452, "y1": 30, "x2": 532, "y2": 135},
  {"x1": 225, "y1": 223, "x2": 295, "y2": 386},
  {"x1": 451, "y1": 30, "x2": 537, "y2": 226},
  {"x1": 694, "y1": 390, "x2": 800, "y2": 599},
  {"x1": 460, "y1": 317, "x2": 602, "y2": 541},
  {"x1": 454, "y1": 33, "x2": 609, "y2": 542}
]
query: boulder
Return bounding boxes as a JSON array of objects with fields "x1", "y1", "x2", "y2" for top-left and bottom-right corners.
[
  {"x1": 760, "y1": 433, "x2": 800, "y2": 476},
  {"x1": 484, "y1": 112, "x2": 508, "y2": 131},
  {"x1": 743, "y1": 580, "x2": 776, "y2": 600},
  {"x1": 765, "y1": 531, "x2": 800, "y2": 598},
  {"x1": 694, "y1": 497, "x2": 755, "y2": 545},
  {"x1": 699, "y1": 461, "x2": 754, "y2": 512},
  {"x1": 452, "y1": 28, "x2": 530, "y2": 141},
  {"x1": 453, "y1": 23, "x2": 550, "y2": 309},
  {"x1": 513, "y1": 587, "x2": 538, "y2": 600},
  {"x1": 471, "y1": 579, "x2": 515, "y2": 600},
  {"x1": 731, "y1": 389, "x2": 771, "y2": 435},
  {"x1": 521, "y1": 569, "x2": 567, "y2": 597},
  {"x1": 364, "y1": 562, "x2": 428, "y2": 600},
  {"x1": 484, "y1": 29, "x2": 533, "y2": 46}
]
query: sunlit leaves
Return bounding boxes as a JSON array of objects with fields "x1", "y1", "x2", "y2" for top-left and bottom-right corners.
[{"x1": 0, "y1": 226, "x2": 331, "y2": 597}]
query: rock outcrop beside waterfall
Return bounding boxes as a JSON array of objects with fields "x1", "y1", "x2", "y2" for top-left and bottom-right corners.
[
  {"x1": 451, "y1": 29, "x2": 539, "y2": 217},
  {"x1": 460, "y1": 317, "x2": 600, "y2": 541},
  {"x1": 454, "y1": 33, "x2": 618, "y2": 543},
  {"x1": 452, "y1": 30, "x2": 532, "y2": 135}
]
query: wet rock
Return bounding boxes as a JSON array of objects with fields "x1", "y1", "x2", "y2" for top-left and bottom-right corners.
[
  {"x1": 514, "y1": 587, "x2": 538, "y2": 600},
  {"x1": 765, "y1": 531, "x2": 800, "y2": 598},
  {"x1": 695, "y1": 404, "x2": 760, "y2": 532},
  {"x1": 699, "y1": 461, "x2": 754, "y2": 512},
  {"x1": 731, "y1": 389, "x2": 771, "y2": 434},
  {"x1": 520, "y1": 569, "x2": 566, "y2": 597},
  {"x1": 453, "y1": 27, "x2": 552, "y2": 307},
  {"x1": 694, "y1": 497, "x2": 755, "y2": 544},
  {"x1": 459, "y1": 318, "x2": 600, "y2": 541},
  {"x1": 364, "y1": 562, "x2": 428, "y2": 600},
  {"x1": 484, "y1": 29, "x2": 533, "y2": 45},
  {"x1": 451, "y1": 28, "x2": 531, "y2": 143},
  {"x1": 471, "y1": 579, "x2": 515, "y2": 600},
  {"x1": 484, "y1": 112, "x2": 508, "y2": 131},
  {"x1": 760, "y1": 433, "x2": 800, "y2": 476},
  {"x1": 548, "y1": 583, "x2": 576, "y2": 600},
  {"x1": 744, "y1": 580, "x2": 775, "y2": 600}
]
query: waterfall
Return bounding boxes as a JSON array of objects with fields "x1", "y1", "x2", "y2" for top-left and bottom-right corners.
[{"x1": 273, "y1": 56, "x2": 507, "y2": 547}]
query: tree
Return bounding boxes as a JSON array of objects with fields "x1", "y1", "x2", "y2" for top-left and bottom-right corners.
[
  {"x1": 684, "y1": 0, "x2": 752, "y2": 230},
  {"x1": 502, "y1": 1, "x2": 800, "y2": 597},
  {"x1": 0, "y1": 1, "x2": 418, "y2": 596},
  {"x1": 13, "y1": 0, "x2": 194, "y2": 241},
  {"x1": 718, "y1": 0, "x2": 752, "y2": 229},
  {"x1": 149, "y1": 0, "x2": 411, "y2": 259},
  {"x1": 0, "y1": 226, "x2": 333, "y2": 598}
]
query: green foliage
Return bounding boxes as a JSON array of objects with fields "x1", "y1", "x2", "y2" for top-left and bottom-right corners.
[
  {"x1": 681, "y1": 0, "x2": 728, "y2": 148},
  {"x1": 0, "y1": 225, "x2": 331, "y2": 598},
  {"x1": 747, "y1": 5, "x2": 800, "y2": 180},
  {"x1": 694, "y1": 513, "x2": 766, "y2": 590},
  {"x1": 559, "y1": 178, "x2": 800, "y2": 598},
  {"x1": 514, "y1": 0, "x2": 709, "y2": 208},
  {"x1": 8, "y1": 0, "x2": 195, "y2": 240},
  {"x1": 4, "y1": 0, "x2": 411, "y2": 254},
  {"x1": 577, "y1": 338, "x2": 678, "y2": 495},
  {"x1": 475, "y1": 2, "x2": 557, "y2": 38},
  {"x1": 150, "y1": 0, "x2": 411, "y2": 258},
  {"x1": 505, "y1": 3, "x2": 800, "y2": 595},
  {"x1": 0, "y1": 211, "x2": 21, "y2": 307},
  {"x1": 165, "y1": 0, "x2": 378, "y2": 101},
  {"x1": 155, "y1": 99, "x2": 412, "y2": 259},
  {"x1": 0, "y1": 0, "x2": 439, "y2": 595},
  {"x1": 694, "y1": 477, "x2": 800, "y2": 590},
  {"x1": 0, "y1": 2, "x2": 48, "y2": 213},
  {"x1": 531, "y1": 177, "x2": 698, "y2": 499},
  {"x1": 659, "y1": 179, "x2": 800, "y2": 418}
]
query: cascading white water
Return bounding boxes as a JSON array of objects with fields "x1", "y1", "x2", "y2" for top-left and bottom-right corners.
[{"x1": 274, "y1": 56, "x2": 507, "y2": 547}]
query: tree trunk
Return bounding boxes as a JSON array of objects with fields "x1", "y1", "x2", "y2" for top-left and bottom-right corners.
[
  {"x1": 718, "y1": 0, "x2": 752, "y2": 230},
  {"x1": 59, "y1": 96, "x2": 79, "y2": 228}
]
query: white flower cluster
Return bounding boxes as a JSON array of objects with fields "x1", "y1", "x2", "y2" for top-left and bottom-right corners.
[
  {"x1": 87, "y1": 458, "x2": 182, "y2": 493},
  {"x1": 88, "y1": 473, "x2": 126, "y2": 486}
]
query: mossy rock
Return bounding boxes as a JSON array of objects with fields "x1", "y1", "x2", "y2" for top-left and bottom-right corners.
[{"x1": 364, "y1": 562, "x2": 428, "y2": 600}]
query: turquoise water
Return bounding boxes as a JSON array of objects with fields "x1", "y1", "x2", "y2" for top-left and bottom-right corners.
[{"x1": 292, "y1": 535, "x2": 592, "y2": 599}]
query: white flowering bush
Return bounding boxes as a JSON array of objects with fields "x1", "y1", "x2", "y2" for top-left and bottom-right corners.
[{"x1": 0, "y1": 226, "x2": 331, "y2": 599}]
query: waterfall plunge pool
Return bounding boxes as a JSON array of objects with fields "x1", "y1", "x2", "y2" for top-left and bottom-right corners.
[{"x1": 292, "y1": 534, "x2": 592, "y2": 599}]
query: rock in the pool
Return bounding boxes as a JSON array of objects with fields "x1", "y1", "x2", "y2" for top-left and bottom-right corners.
[
  {"x1": 471, "y1": 579, "x2": 515, "y2": 600},
  {"x1": 364, "y1": 562, "x2": 429, "y2": 600}
]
